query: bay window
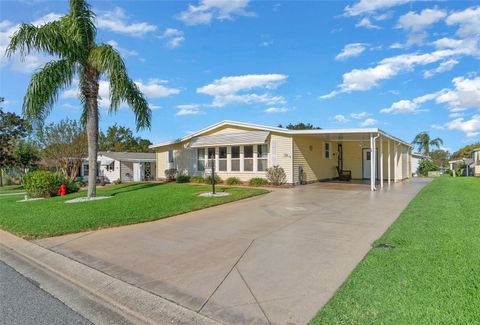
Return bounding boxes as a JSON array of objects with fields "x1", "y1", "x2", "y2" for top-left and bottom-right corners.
[
  {"x1": 257, "y1": 144, "x2": 268, "y2": 171},
  {"x1": 244, "y1": 145, "x2": 253, "y2": 171},
  {"x1": 197, "y1": 148, "x2": 205, "y2": 171},
  {"x1": 231, "y1": 146, "x2": 240, "y2": 171},
  {"x1": 219, "y1": 147, "x2": 227, "y2": 171}
]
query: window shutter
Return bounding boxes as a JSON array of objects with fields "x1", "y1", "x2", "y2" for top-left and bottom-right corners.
[{"x1": 271, "y1": 139, "x2": 277, "y2": 166}]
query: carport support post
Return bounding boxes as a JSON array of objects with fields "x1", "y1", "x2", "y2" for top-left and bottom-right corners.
[
  {"x1": 370, "y1": 134, "x2": 375, "y2": 191},
  {"x1": 380, "y1": 137, "x2": 384, "y2": 189},
  {"x1": 388, "y1": 140, "x2": 391, "y2": 185},
  {"x1": 394, "y1": 142, "x2": 398, "y2": 182}
]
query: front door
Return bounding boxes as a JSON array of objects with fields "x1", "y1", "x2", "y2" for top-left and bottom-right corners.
[
  {"x1": 338, "y1": 144, "x2": 343, "y2": 170},
  {"x1": 362, "y1": 149, "x2": 371, "y2": 179},
  {"x1": 133, "y1": 163, "x2": 143, "y2": 181}
]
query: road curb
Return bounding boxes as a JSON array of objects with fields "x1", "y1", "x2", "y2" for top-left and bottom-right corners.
[{"x1": 0, "y1": 230, "x2": 220, "y2": 325}]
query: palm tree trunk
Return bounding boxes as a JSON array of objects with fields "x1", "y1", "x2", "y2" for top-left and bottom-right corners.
[{"x1": 83, "y1": 69, "x2": 100, "y2": 198}]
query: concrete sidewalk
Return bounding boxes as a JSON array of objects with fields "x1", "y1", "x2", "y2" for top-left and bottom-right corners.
[{"x1": 36, "y1": 178, "x2": 430, "y2": 325}]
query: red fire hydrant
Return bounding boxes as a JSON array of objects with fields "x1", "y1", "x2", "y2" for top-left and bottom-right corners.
[{"x1": 58, "y1": 184, "x2": 67, "y2": 196}]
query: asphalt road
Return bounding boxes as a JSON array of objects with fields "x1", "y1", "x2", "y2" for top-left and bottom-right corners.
[{"x1": 0, "y1": 261, "x2": 91, "y2": 325}]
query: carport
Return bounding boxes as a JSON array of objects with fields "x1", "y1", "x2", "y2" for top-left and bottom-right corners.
[{"x1": 291, "y1": 129, "x2": 412, "y2": 190}]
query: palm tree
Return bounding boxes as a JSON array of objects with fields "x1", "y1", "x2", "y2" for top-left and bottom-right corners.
[
  {"x1": 6, "y1": 0, "x2": 151, "y2": 197},
  {"x1": 412, "y1": 131, "x2": 443, "y2": 156}
]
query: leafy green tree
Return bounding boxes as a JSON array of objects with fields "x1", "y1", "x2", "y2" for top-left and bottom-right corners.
[
  {"x1": 411, "y1": 132, "x2": 443, "y2": 156},
  {"x1": 6, "y1": 0, "x2": 151, "y2": 197},
  {"x1": 14, "y1": 139, "x2": 40, "y2": 173},
  {"x1": 278, "y1": 122, "x2": 321, "y2": 130},
  {"x1": 430, "y1": 149, "x2": 450, "y2": 168},
  {"x1": 450, "y1": 142, "x2": 480, "y2": 159},
  {"x1": 418, "y1": 159, "x2": 438, "y2": 176},
  {"x1": 37, "y1": 119, "x2": 88, "y2": 182},
  {"x1": 0, "y1": 98, "x2": 31, "y2": 186},
  {"x1": 99, "y1": 124, "x2": 153, "y2": 152}
]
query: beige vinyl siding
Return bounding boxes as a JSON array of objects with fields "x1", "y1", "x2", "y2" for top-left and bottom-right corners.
[
  {"x1": 293, "y1": 136, "x2": 338, "y2": 183},
  {"x1": 270, "y1": 133, "x2": 293, "y2": 183}
]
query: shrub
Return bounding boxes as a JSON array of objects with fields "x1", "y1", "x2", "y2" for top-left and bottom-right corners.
[
  {"x1": 164, "y1": 168, "x2": 178, "y2": 181},
  {"x1": 454, "y1": 167, "x2": 462, "y2": 177},
  {"x1": 249, "y1": 177, "x2": 269, "y2": 186},
  {"x1": 225, "y1": 177, "x2": 242, "y2": 185},
  {"x1": 22, "y1": 171, "x2": 64, "y2": 198},
  {"x1": 176, "y1": 175, "x2": 191, "y2": 183},
  {"x1": 266, "y1": 165, "x2": 287, "y2": 185},
  {"x1": 205, "y1": 175, "x2": 222, "y2": 184},
  {"x1": 418, "y1": 159, "x2": 437, "y2": 176},
  {"x1": 65, "y1": 181, "x2": 79, "y2": 194},
  {"x1": 190, "y1": 176, "x2": 205, "y2": 183},
  {"x1": 444, "y1": 169, "x2": 453, "y2": 176}
]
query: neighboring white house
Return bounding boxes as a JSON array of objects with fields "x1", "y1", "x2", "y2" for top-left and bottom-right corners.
[
  {"x1": 411, "y1": 152, "x2": 432, "y2": 177},
  {"x1": 449, "y1": 148, "x2": 480, "y2": 177},
  {"x1": 150, "y1": 120, "x2": 412, "y2": 191},
  {"x1": 78, "y1": 151, "x2": 156, "y2": 183}
]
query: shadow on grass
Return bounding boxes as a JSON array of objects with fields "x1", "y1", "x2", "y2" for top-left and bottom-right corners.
[{"x1": 108, "y1": 182, "x2": 165, "y2": 196}]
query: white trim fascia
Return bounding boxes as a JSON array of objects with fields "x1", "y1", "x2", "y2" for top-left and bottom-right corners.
[{"x1": 149, "y1": 120, "x2": 411, "y2": 149}]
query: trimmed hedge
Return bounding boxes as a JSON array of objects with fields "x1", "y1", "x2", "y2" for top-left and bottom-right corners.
[
  {"x1": 22, "y1": 171, "x2": 79, "y2": 198},
  {"x1": 205, "y1": 175, "x2": 222, "y2": 184},
  {"x1": 225, "y1": 177, "x2": 242, "y2": 185},
  {"x1": 249, "y1": 177, "x2": 269, "y2": 186},
  {"x1": 176, "y1": 175, "x2": 191, "y2": 183},
  {"x1": 190, "y1": 176, "x2": 205, "y2": 183}
]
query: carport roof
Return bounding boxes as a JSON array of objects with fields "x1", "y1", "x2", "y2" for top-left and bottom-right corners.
[{"x1": 150, "y1": 120, "x2": 411, "y2": 149}]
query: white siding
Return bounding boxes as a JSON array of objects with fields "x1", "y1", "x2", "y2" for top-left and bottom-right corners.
[{"x1": 121, "y1": 161, "x2": 134, "y2": 182}]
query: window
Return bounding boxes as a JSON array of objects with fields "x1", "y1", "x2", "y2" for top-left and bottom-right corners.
[
  {"x1": 323, "y1": 142, "x2": 332, "y2": 159},
  {"x1": 197, "y1": 148, "x2": 205, "y2": 171},
  {"x1": 366, "y1": 151, "x2": 371, "y2": 161},
  {"x1": 106, "y1": 161, "x2": 115, "y2": 172},
  {"x1": 231, "y1": 146, "x2": 240, "y2": 171},
  {"x1": 83, "y1": 164, "x2": 89, "y2": 176},
  {"x1": 244, "y1": 145, "x2": 253, "y2": 171},
  {"x1": 219, "y1": 147, "x2": 227, "y2": 171},
  {"x1": 257, "y1": 144, "x2": 268, "y2": 171},
  {"x1": 168, "y1": 150, "x2": 174, "y2": 164}
]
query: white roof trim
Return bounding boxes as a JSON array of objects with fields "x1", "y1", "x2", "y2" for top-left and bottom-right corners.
[{"x1": 149, "y1": 120, "x2": 411, "y2": 148}]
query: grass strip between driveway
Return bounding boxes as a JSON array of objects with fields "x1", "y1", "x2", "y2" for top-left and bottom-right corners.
[
  {"x1": 311, "y1": 176, "x2": 480, "y2": 324},
  {"x1": 0, "y1": 182, "x2": 268, "y2": 238}
]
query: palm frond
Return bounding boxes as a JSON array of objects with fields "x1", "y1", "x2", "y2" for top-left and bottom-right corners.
[
  {"x1": 23, "y1": 59, "x2": 76, "y2": 124},
  {"x1": 68, "y1": 0, "x2": 96, "y2": 52},
  {"x1": 89, "y1": 44, "x2": 151, "y2": 130},
  {"x1": 6, "y1": 19, "x2": 74, "y2": 59}
]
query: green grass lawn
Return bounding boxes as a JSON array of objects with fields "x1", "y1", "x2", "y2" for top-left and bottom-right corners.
[
  {"x1": 310, "y1": 176, "x2": 480, "y2": 324},
  {"x1": 0, "y1": 182, "x2": 268, "y2": 238},
  {"x1": 0, "y1": 184, "x2": 24, "y2": 193}
]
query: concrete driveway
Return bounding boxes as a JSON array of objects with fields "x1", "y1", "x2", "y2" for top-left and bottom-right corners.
[{"x1": 36, "y1": 179, "x2": 430, "y2": 325}]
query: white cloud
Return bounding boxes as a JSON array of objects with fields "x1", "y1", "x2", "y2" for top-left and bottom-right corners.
[
  {"x1": 96, "y1": 7, "x2": 157, "y2": 36},
  {"x1": 446, "y1": 6, "x2": 480, "y2": 37},
  {"x1": 335, "y1": 43, "x2": 367, "y2": 61},
  {"x1": 350, "y1": 111, "x2": 369, "y2": 119},
  {"x1": 31, "y1": 13, "x2": 62, "y2": 26},
  {"x1": 355, "y1": 17, "x2": 380, "y2": 29},
  {"x1": 360, "y1": 118, "x2": 378, "y2": 126},
  {"x1": 345, "y1": 0, "x2": 411, "y2": 17},
  {"x1": 334, "y1": 114, "x2": 349, "y2": 122},
  {"x1": 197, "y1": 74, "x2": 287, "y2": 107},
  {"x1": 321, "y1": 46, "x2": 477, "y2": 98},
  {"x1": 265, "y1": 107, "x2": 288, "y2": 113},
  {"x1": 135, "y1": 79, "x2": 181, "y2": 98},
  {"x1": 423, "y1": 59, "x2": 458, "y2": 78},
  {"x1": 107, "y1": 40, "x2": 138, "y2": 57},
  {"x1": 381, "y1": 76, "x2": 480, "y2": 114},
  {"x1": 389, "y1": 42, "x2": 404, "y2": 49},
  {"x1": 397, "y1": 8, "x2": 446, "y2": 32},
  {"x1": 444, "y1": 115, "x2": 480, "y2": 138},
  {"x1": 177, "y1": 0, "x2": 254, "y2": 25},
  {"x1": 176, "y1": 104, "x2": 203, "y2": 116},
  {"x1": 158, "y1": 28, "x2": 185, "y2": 48}
]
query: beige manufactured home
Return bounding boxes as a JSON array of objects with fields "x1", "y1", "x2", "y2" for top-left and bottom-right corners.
[{"x1": 150, "y1": 121, "x2": 412, "y2": 191}]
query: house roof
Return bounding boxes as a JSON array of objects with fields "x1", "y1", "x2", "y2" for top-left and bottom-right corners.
[
  {"x1": 412, "y1": 152, "x2": 431, "y2": 159},
  {"x1": 149, "y1": 120, "x2": 411, "y2": 149},
  {"x1": 98, "y1": 151, "x2": 156, "y2": 162}
]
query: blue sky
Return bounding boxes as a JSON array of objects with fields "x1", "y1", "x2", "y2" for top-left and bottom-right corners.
[{"x1": 0, "y1": 0, "x2": 479, "y2": 152}]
